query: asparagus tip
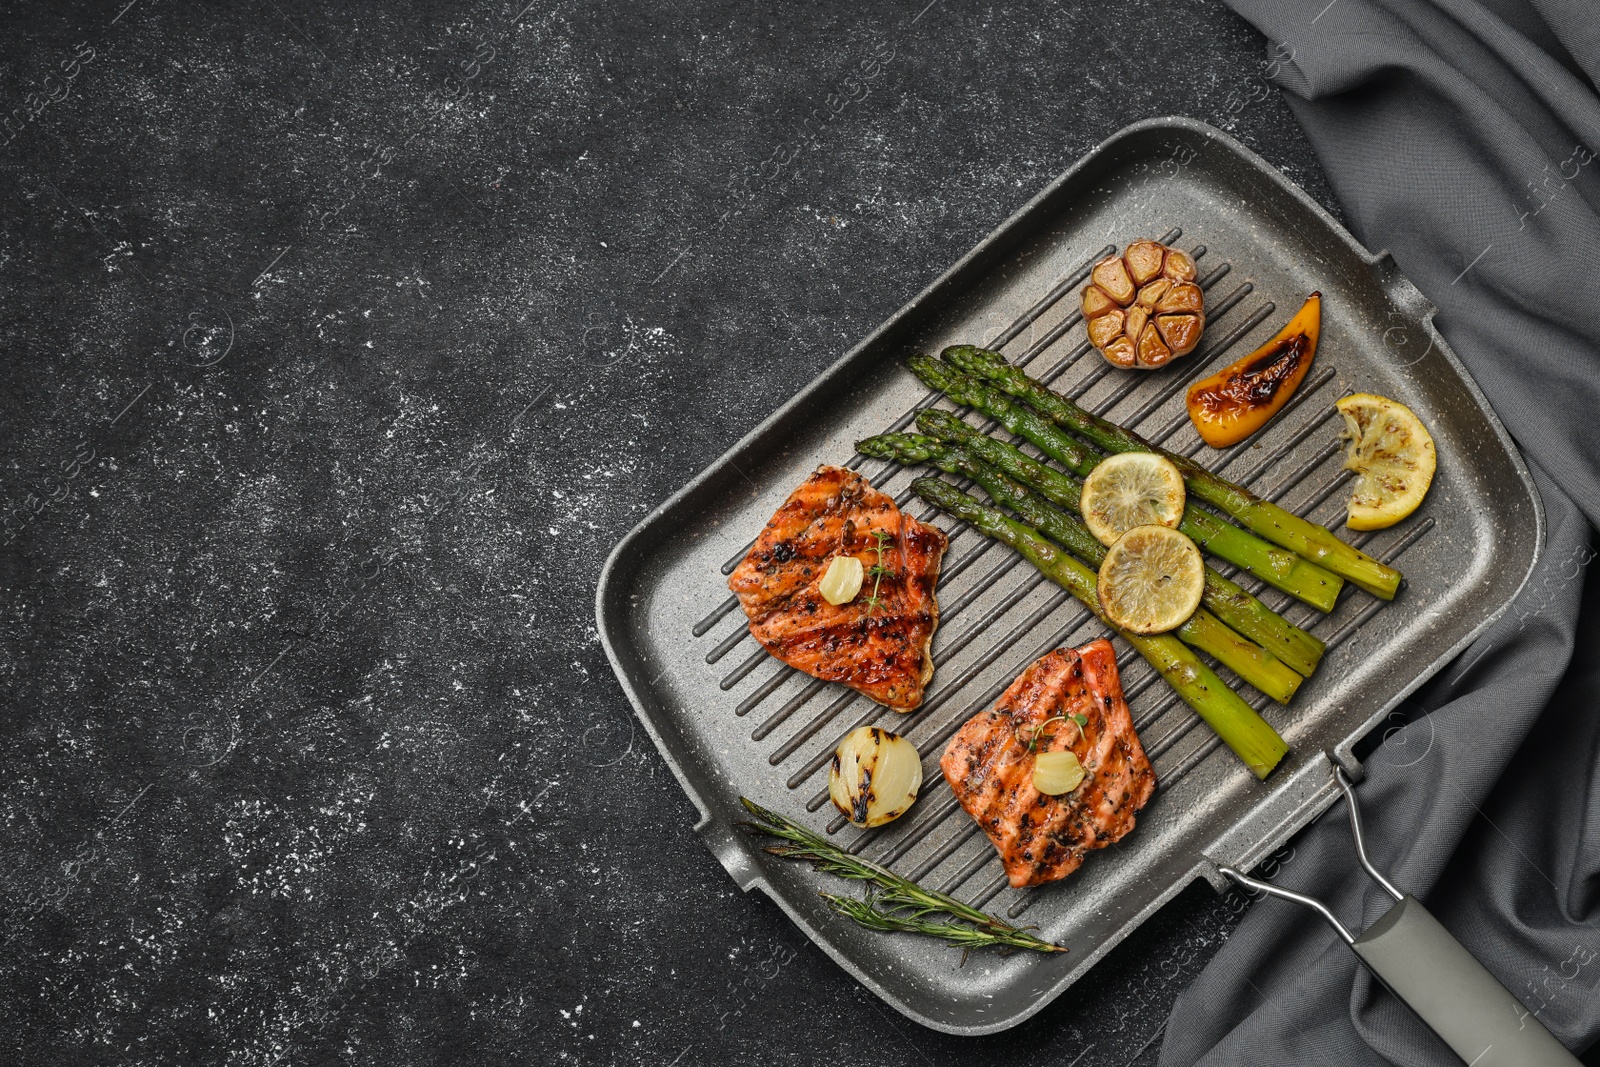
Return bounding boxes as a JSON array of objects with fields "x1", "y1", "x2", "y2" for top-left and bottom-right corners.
[{"x1": 854, "y1": 436, "x2": 891, "y2": 458}]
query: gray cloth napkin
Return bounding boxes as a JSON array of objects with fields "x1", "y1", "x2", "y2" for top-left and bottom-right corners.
[{"x1": 1160, "y1": 1, "x2": 1600, "y2": 1063}]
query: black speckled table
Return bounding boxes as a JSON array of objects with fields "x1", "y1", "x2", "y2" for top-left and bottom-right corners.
[{"x1": 0, "y1": 2, "x2": 1338, "y2": 1063}]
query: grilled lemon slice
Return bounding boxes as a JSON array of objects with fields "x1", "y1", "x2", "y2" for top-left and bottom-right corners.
[
  {"x1": 1335, "y1": 393, "x2": 1436, "y2": 531},
  {"x1": 1080, "y1": 451, "x2": 1186, "y2": 546},
  {"x1": 1097, "y1": 525, "x2": 1205, "y2": 634}
]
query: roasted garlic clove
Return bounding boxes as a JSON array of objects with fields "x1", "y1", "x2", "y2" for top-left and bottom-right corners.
[
  {"x1": 1124, "y1": 239, "x2": 1167, "y2": 285},
  {"x1": 1137, "y1": 277, "x2": 1172, "y2": 309},
  {"x1": 1124, "y1": 306, "x2": 1150, "y2": 346},
  {"x1": 1136, "y1": 321, "x2": 1173, "y2": 367},
  {"x1": 1155, "y1": 281, "x2": 1204, "y2": 315},
  {"x1": 1091, "y1": 255, "x2": 1136, "y2": 304},
  {"x1": 1031, "y1": 749, "x2": 1086, "y2": 796},
  {"x1": 1156, "y1": 313, "x2": 1202, "y2": 355},
  {"x1": 828, "y1": 726, "x2": 923, "y2": 827},
  {"x1": 1088, "y1": 308, "x2": 1125, "y2": 349},
  {"x1": 818, "y1": 555, "x2": 864, "y2": 605},
  {"x1": 1081, "y1": 239, "x2": 1206, "y2": 370}
]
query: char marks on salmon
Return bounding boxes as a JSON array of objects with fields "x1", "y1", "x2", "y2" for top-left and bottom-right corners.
[
  {"x1": 728, "y1": 465, "x2": 948, "y2": 712},
  {"x1": 941, "y1": 640, "x2": 1154, "y2": 888}
]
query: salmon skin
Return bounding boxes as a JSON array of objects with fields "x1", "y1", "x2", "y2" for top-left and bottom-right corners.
[
  {"x1": 728, "y1": 465, "x2": 948, "y2": 712},
  {"x1": 941, "y1": 640, "x2": 1155, "y2": 888}
]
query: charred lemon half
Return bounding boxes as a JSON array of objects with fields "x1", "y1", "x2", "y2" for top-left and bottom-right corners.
[{"x1": 1335, "y1": 393, "x2": 1436, "y2": 531}]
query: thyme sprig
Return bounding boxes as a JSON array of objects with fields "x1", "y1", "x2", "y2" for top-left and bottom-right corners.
[
  {"x1": 738, "y1": 797, "x2": 1066, "y2": 956},
  {"x1": 862, "y1": 529, "x2": 894, "y2": 614},
  {"x1": 1024, "y1": 713, "x2": 1089, "y2": 753}
]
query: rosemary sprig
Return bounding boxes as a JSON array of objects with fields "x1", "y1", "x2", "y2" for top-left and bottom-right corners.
[
  {"x1": 821, "y1": 894, "x2": 1064, "y2": 954},
  {"x1": 739, "y1": 797, "x2": 1066, "y2": 955},
  {"x1": 862, "y1": 529, "x2": 894, "y2": 614}
]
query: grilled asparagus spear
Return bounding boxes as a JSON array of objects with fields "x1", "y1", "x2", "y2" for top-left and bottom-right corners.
[
  {"x1": 912, "y1": 477, "x2": 1289, "y2": 779},
  {"x1": 942, "y1": 344, "x2": 1402, "y2": 600},
  {"x1": 861, "y1": 431, "x2": 1318, "y2": 686},
  {"x1": 907, "y1": 355, "x2": 1344, "y2": 613},
  {"x1": 911, "y1": 410, "x2": 1326, "y2": 676}
]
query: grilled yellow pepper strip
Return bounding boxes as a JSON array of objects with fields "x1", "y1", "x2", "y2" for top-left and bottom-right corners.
[{"x1": 1186, "y1": 292, "x2": 1321, "y2": 449}]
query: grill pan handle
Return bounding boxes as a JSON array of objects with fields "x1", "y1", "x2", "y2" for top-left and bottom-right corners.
[
  {"x1": 1350, "y1": 894, "x2": 1579, "y2": 1067},
  {"x1": 1220, "y1": 767, "x2": 1580, "y2": 1067}
]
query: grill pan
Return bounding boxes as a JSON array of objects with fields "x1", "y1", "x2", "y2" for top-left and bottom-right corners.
[{"x1": 595, "y1": 117, "x2": 1543, "y2": 1035}]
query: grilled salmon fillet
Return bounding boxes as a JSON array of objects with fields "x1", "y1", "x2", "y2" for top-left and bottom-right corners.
[
  {"x1": 728, "y1": 465, "x2": 948, "y2": 712},
  {"x1": 941, "y1": 640, "x2": 1154, "y2": 888}
]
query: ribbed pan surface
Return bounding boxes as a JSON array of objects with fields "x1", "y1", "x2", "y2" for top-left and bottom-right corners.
[{"x1": 696, "y1": 226, "x2": 1421, "y2": 912}]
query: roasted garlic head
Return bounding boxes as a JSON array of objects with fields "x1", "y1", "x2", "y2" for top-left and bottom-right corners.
[{"x1": 1082, "y1": 239, "x2": 1205, "y2": 370}]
